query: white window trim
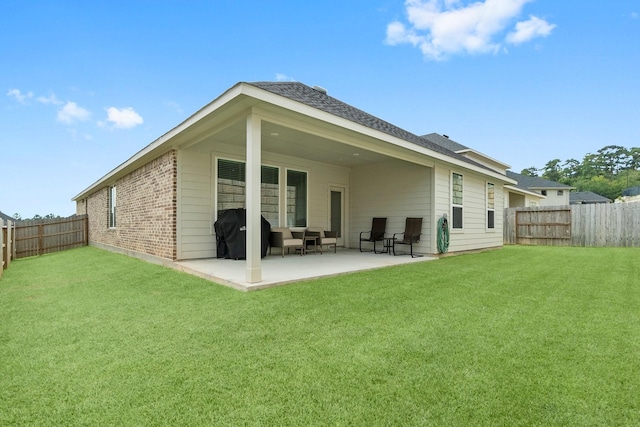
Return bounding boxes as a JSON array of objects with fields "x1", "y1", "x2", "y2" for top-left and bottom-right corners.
[
  {"x1": 486, "y1": 181, "x2": 495, "y2": 231},
  {"x1": 285, "y1": 167, "x2": 309, "y2": 228},
  {"x1": 108, "y1": 185, "x2": 117, "y2": 229},
  {"x1": 451, "y1": 172, "x2": 464, "y2": 231}
]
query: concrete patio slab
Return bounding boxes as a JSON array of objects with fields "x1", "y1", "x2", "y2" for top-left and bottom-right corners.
[{"x1": 174, "y1": 248, "x2": 438, "y2": 291}]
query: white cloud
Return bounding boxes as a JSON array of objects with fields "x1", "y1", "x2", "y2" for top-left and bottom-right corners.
[
  {"x1": 275, "y1": 73, "x2": 296, "y2": 82},
  {"x1": 386, "y1": 0, "x2": 555, "y2": 60},
  {"x1": 57, "y1": 101, "x2": 91, "y2": 124},
  {"x1": 37, "y1": 93, "x2": 62, "y2": 105},
  {"x1": 104, "y1": 107, "x2": 143, "y2": 129},
  {"x1": 506, "y1": 15, "x2": 555, "y2": 44},
  {"x1": 7, "y1": 88, "x2": 33, "y2": 104}
]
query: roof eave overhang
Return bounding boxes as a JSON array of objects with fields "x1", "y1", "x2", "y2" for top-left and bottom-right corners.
[
  {"x1": 73, "y1": 82, "x2": 516, "y2": 200},
  {"x1": 505, "y1": 185, "x2": 546, "y2": 198}
]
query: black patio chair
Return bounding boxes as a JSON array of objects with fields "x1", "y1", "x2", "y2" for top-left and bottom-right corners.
[
  {"x1": 359, "y1": 217, "x2": 387, "y2": 253},
  {"x1": 392, "y1": 217, "x2": 423, "y2": 258}
]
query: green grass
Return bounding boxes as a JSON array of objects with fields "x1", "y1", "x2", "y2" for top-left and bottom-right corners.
[{"x1": 1, "y1": 245, "x2": 639, "y2": 426}]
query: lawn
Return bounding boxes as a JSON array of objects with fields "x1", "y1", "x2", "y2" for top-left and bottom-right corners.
[{"x1": 1, "y1": 245, "x2": 639, "y2": 426}]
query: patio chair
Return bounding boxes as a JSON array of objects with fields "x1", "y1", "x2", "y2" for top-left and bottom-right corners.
[
  {"x1": 269, "y1": 227, "x2": 304, "y2": 257},
  {"x1": 305, "y1": 227, "x2": 337, "y2": 254},
  {"x1": 392, "y1": 217, "x2": 423, "y2": 258},
  {"x1": 359, "y1": 217, "x2": 387, "y2": 253}
]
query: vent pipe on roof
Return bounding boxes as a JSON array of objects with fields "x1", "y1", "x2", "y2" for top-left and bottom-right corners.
[{"x1": 312, "y1": 85, "x2": 327, "y2": 95}]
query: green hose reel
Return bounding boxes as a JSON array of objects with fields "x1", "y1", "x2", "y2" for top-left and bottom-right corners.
[{"x1": 437, "y1": 215, "x2": 449, "y2": 254}]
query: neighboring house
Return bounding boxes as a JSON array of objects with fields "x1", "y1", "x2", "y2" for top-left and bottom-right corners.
[
  {"x1": 422, "y1": 134, "x2": 545, "y2": 208},
  {"x1": 570, "y1": 191, "x2": 612, "y2": 205},
  {"x1": 505, "y1": 171, "x2": 573, "y2": 207},
  {"x1": 73, "y1": 81, "x2": 516, "y2": 283},
  {"x1": 0, "y1": 211, "x2": 16, "y2": 223},
  {"x1": 617, "y1": 186, "x2": 640, "y2": 203}
]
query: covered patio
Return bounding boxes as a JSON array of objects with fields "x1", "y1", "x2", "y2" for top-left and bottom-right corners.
[{"x1": 175, "y1": 249, "x2": 437, "y2": 291}]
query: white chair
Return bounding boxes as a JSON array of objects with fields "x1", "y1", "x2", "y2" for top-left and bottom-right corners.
[
  {"x1": 269, "y1": 227, "x2": 304, "y2": 257},
  {"x1": 305, "y1": 227, "x2": 337, "y2": 254}
]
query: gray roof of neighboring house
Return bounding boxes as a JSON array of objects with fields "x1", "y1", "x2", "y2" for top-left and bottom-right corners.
[
  {"x1": 247, "y1": 82, "x2": 488, "y2": 171},
  {"x1": 570, "y1": 191, "x2": 612, "y2": 204},
  {"x1": 622, "y1": 186, "x2": 640, "y2": 197},
  {"x1": 506, "y1": 170, "x2": 573, "y2": 191},
  {"x1": 0, "y1": 211, "x2": 15, "y2": 222}
]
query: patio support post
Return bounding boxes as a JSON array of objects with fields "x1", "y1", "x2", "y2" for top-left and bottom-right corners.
[{"x1": 245, "y1": 112, "x2": 262, "y2": 283}]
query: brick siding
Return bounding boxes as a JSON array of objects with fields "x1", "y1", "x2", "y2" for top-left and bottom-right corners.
[{"x1": 78, "y1": 150, "x2": 178, "y2": 260}]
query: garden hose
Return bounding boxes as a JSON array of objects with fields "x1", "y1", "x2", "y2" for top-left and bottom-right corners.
[{"x1": 437, "y1": 215, "x2": 449, "y2": 254}]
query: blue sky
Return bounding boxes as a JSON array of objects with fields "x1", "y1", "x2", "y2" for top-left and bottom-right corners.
[{"x1": 1, "y1": 0, "x2": 639, "y2": 218}]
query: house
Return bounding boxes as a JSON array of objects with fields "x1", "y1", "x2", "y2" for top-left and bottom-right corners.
[
  {"x1": 0, "y1": 211, "x2": 15, "y2": 223},
  {"x1": 617, "y1": 186, "x2": 640, "y2": 203},
  {"x1": 421, "y1": 134, "x2": 545, "y2": 208},
  {"x1": 570, "y1": 191, "x2": 612, "y2": 205},
  {"x1": 505, "y1": 171, "x2": 573, "y2": 207},
  {"x1": 73, "y1": 81, "x2": 516, "y2": 284}
]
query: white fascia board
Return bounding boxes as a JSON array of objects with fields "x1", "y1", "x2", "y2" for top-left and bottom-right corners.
[
  {"x1": 528, "y1": 185, "x2": 575, "y2": 190},
  {"x1": 72, "y1": 83, "x2": 247, "y2": 201},
  {"x1": 240, "y1": 84, "x2": 515, "y2": 183},
  {"x1": 505, "y1": 185, "x2": 546, "y2": 198}
]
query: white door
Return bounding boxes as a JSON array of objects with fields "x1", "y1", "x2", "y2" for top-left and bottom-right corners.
[{"x1": 329, "y1": 187, "x2": 345, "y2": 246}]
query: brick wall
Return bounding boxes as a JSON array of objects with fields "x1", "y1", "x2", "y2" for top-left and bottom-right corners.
[{"x1": 79, "y1": 150, "x2": 178, "y2": 260}]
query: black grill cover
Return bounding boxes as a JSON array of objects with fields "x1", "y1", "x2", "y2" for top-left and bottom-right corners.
[{"x1": 214, "y1": 208, "x2": 271, "y2": 259}]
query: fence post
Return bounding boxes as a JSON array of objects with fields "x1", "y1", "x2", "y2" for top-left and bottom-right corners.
[
  {"x1": 84, "y1": 215, "x2": 89, "y2": 246},
  {"x1": 1, "y1": 222, "x2": 5, "y2": 276},
  {"x1": 38, "y1": 223, "x2": 44, "y2": 256}
]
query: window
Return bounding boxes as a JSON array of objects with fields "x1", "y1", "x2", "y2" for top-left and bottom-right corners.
[
  {"x1": 452, "y1": 173, "x2": 463, "y2": 229},
  {"x1": 261, "y1": 165, "x2": 279, "y2": 226},
  {"x1": 487, "y1": 182, "x2": 495, "y2": 229},
  {"x1": 108, "y1": 185, "x2": 117, "y2": 228},
  {"x1": 541, "y1": 190, "x2": 547, "y2": 196},
  {"x1": 287, "y1": 169, "x2": 307, "y2": 227},
  {"x1": 557, "y1": 190, "x2": 564, "y2": 196},
  {"x1": 216, "y1": 159, "x2": 280, "y2": 226}
]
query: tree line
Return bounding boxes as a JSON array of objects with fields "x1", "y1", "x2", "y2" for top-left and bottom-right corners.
[
  {"x1": 520, "y1": 145, "x2": 640, "y2": 201},
  {"x1": 10, "y1": 213, "x2": 62, "y2": 221}
]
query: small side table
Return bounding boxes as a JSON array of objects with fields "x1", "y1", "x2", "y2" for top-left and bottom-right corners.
[
  {"x1": 304, "y1": 236, "x2": 318, "y2": 255},
  {"x1": 381, "y1": 237, "x2": 395, "y2": 255}
]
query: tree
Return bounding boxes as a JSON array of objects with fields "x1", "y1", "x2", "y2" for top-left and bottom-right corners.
[
  {"x1": 596, "y1": 145, "x2": 629, "y2": 176},
  {"x1": 542, "y1": 159, "x2": 562, "y2": 182},
  {"x1": 525, "y1": 143, "x2": 639, "y2": 200},
  {"x1": 562, "y1": 159, "x2": 581, "y2": 180}
]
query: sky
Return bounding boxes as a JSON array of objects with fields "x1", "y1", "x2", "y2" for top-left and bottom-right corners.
[{"x1": 1, "y1": 0, "x2": 639, "y2": 218}]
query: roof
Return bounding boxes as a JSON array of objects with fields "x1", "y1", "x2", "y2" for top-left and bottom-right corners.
[
  {"x1": 0, "y1": 211, "x2": 15, "y2": 222},
  {"x1": 570, "y1": 191, "x2": 612, "y2": 204},
  {"x1": 420, "y1": 132, "x2": 469, "y2": 152},
  {"x1": 247, "y1": 82, "x2": 491, "y2": 170},
  {"x1": 506, "y1": 170, "x2": 574, "y2": 191},
  {"x1": 622, "y1": 186, "x2": 640, "y2": 197},
  {"x1": 74, "y1": 81, "x2": 515, "y2": 201}
]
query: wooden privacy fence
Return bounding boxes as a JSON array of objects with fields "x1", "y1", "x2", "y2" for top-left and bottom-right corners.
[
  {"x1": 13, "y1": 215, "x2": 88, "y2": 259},
  {"x1": 504, "y1": 204, "x2": 640, "y2": 247}
]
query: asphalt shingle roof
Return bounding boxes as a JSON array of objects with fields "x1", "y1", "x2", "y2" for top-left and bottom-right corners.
[
  {"x1": 421, "y1": 133, "x2": 469, "y2": 152},
  {"x1": 247, "y1": 82, "x2": 488, "y2": 170},
  {"x1": 570, "y1": 191, "x2": 611, "y2": 204},
  {"x1": 0, "y1": 211, "x2": 15, "y2": 222},
  {"x1": 506, "y1": 170, "x2": 573, "y2": 190}
]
